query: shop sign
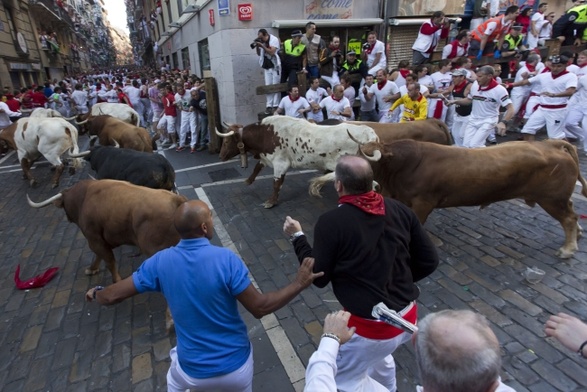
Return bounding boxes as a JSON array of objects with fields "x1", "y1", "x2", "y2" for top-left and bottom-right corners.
[
  {"x1": 209, "y1": 9, "x2": 215, "y2": 25},
  {"x1": 218, "y1": 0, "x2": 229, "y2": 16},
  {"x1": 304, "y1": 0, "x2": 353, "y2": 19},
  {"x1": 238, "y1": 3, "x2": 252, "y2": 21},
  {"x1": 9, "y1": 62, "x2": 40, "y2": 71}
]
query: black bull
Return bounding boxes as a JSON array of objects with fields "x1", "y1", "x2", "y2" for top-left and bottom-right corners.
[{"x1": 82, "y1": 146, "x2": 176, "y2": 191}]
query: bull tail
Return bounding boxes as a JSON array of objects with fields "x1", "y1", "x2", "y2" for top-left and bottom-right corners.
[
  {"x1": 556, "y1": 140, "x2": 587, "y2": 198},
  {"x1": 435, "y1": 119, "x2": 454, "y2": 145},
  {"x1": 309, "y1": 172, "x2": 336, "y2": 197},
  {"x1": 67, "y1": 127, "x2": 83, "y2": 169}
]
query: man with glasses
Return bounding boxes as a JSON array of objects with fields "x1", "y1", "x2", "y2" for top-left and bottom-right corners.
[{"x1": 509, "y1": 55, "x2": 578, "y2": 141}]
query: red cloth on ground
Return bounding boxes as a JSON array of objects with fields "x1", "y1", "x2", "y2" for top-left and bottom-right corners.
[{"x1": 14, "y1": 265, "x2": 59, "y2": 289}]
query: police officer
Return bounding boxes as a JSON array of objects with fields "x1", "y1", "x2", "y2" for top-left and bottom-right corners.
[
  {"x1": 340, "y1": 51, "x2": 369, "y2": 94},
  {"x1": 281, "y1": 30, "x2": 307, "y2": 89},
  {"x1": 553, "y1": 1, "x2": 587, "y2": 46},
  {"x1": 501, "y1": 24, "x2": 526, "y2": 56}
]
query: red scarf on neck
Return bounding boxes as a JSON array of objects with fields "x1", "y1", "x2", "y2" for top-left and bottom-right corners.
[
  {"x1": 399, "y1": 69, "x2": 410, "y2": 79},
  {"x1": 552, "y1": 70, "x2": 569, "y2": 80},
  {"x1": 541, "y1": 67, "x2": 550, "y2": 73},
  {"x1": 526, "y1": 63, "x2": 536, "y2": 72},
  {"x1": 339, "y1": 191, "x2": 385, "y2": 216},
  {"x1": 449, "y1": 40, "x2": 468, "y2": 59},
  {"x1": 479, "y1": 78, "x2": 499, "y2": 91},
  {"x1": 377, "y1": 80, "x2": 387, "y2": 90},
  {"x1": 289, "y1": 95, "x2": 300, "y2": 102},
  {"x1": 453, "y1": 80, "x2": 468, "y2": 93},
  {"x1": 331, "y1": 94, "x2": 342, "y2": 102},
  {"x1": 365, "y1": 43, "x2": 374, "y2": 55}
]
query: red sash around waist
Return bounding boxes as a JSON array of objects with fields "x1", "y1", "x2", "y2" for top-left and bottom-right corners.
[{"x1": 348, "y1": 302, "x2": 417, "y2": 340}]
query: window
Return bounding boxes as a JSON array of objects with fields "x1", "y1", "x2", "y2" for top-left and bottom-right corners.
[
  {"x1": 181, "y1": 47, "x2": 190, "y2": 71},
  {"x1": 172, "y1": 51, "x2": 178, "y2": 69},
  {"x1": 198, "y1": 38, "x2": 210, "y2": 75}
]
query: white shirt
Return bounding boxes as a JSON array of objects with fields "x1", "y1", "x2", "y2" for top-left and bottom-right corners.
[
  {"x1": 306, "y1": 87, "x2": 328, "y2": 105},
  {"x1": 539, "y1": 21, "x2": 552, "y2": 38},
  {"x1": 468, "y1": 81, "x2": 512, "y2": 119},
  {"x1": 366, "y1": 40, "x2": 386, "y2": 70},
  {"x1": 359, "y1": 84, "x2": 376, "y2": 111},
  {"x1": 530, "y1": 12, "x2": 546, "y2": 37},
  {"x1": 574, "y1": 74, "x2": 587, "y2": 111},
  {"x1": 305, "y1": 338, "x2": 338, "y2": 392},
  {"x1": 174, "y1": 91, "x2": 192, "y2": 112},
  {"x1": 343, "y1": 86, "x2": 356, "y2": 120},
  {"x1": 430, "y1": 71, "x2": 453, "y2": 93},
  {"x1": 320, "y1": 96, "x2": 351, "y2": 121},
  {"x1": 568, "y1": 64, "x2": 587, "y2": 78},
  {"x1": 419, "y1": 75, "x2": 434, "y2": 91},
  {"x1": 369, "y1": 80, "x2": 400, "y2": 113},
  {"x1": 0, "y1": 101, "x2": 20, "y2": 128},
  {"x1": 125, "y1": 86, "x2": 141, "y2": 103},
  {"x1": 277, "y1": 96, "x2": 310, "y2": 118},
  {"x1": 71, "y1": 90, "x2": 89, "y2": 110},
  {"x1": 511, "y1": 65, "x2": 537, "y2": 96},
  {"x1": 528, "y1": 71, "x2": 577, "y2": 106},
  {"x1": 399, "y1": 84, "x2": 429, "y2": 96},
  {"x1": 259, "y1": 34, "x2": 281, "y2": 69},
  {"x1": 442, "y1": 43, "x2": 467, "y2": 59}
]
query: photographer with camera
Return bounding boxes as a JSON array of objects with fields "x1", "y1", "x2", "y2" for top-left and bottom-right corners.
[
  {"x1": 280, "y1": 30, "x2": 307, "y2": 90},
  {"x1": 361, "y1": 31, "x2": 387, "y2": 76},
  {"x1": 255, "y1": 28, "x2": 281, "y2": 115},
  {"x1": 412, "y1": 11, "x2": 450, "y2": 66}
]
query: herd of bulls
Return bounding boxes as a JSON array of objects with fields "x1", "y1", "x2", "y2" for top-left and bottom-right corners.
[{"x1": 0, "y1": 106, "x2": 585, "y2": 285}]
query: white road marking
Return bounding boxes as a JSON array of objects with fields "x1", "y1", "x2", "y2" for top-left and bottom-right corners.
[
  {"x1": 0, "y1": 151, "x2": 15, "y2": 165},
  {"x1": 194, "y1": 186, "x2": 307, "y2": 390}
]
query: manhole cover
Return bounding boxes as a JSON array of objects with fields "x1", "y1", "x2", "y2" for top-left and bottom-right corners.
[{"x1": 208, "y1": 168, "x2": 242, "y2": 182}]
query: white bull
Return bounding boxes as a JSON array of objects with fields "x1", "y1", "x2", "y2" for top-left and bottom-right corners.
[
  {"x1": 76, "y1": 103, "x2": 140, "y2": 127},
  {"x1": 29, "y1": 108, "x2": 77, "y2": 120},
  {"x1": 216, "y1": 116, "x2": 380, "y2": 208},
  {"x1": 0, "y1": 117, "x2": 83, "y2": 188}
]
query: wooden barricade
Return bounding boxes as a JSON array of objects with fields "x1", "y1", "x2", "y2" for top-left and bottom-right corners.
[
  {"x1": 255, "y1": 71, "x2": 307, "y2": 121},
  {"x1": 204, "y1": 77, "x2": 220, "y2": 152}
]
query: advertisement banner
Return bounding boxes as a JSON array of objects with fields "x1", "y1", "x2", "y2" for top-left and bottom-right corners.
[
  {"x1": 238, "y1": 3, "x2": 252, "y2": 21},
  {"x1": 304, "y1": 0, "x2": 353, "y2": 19}
]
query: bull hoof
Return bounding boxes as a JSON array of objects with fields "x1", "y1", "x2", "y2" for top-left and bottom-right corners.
[
  {"x1": 556, "y1": 248, "x2": 575, "y2": 259},
  {"x1": 262, "y1": 201, "x2": 276, "y2": 209},
  {"x1": 85, "y1": 268, "x2": 99, "y2": 276}
]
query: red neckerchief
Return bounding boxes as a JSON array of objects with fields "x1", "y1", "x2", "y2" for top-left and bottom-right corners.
[
  {"x1": 329, "y1": 44, "x2": 339, "y2": 52},
  {"x1": 331, "y1": 94, "x2": 342, "y2": 102},
  {"x1": 365, "y1": 43, "x2": 374, "y2": 55},
  {"x1": 289, "y1": 95, "x2": 300, "y2": 102},
  {"x1": 449, "y1": 40, "x2": 468, "y2": 59},
  {"x1": 399, "y1": 69, "x2": 410, "y2": 78},
  {"x1": 377, "y1": 80, "x2": 387, "y2": 90},
  {"x1": 338, "y1": 191, "x2": 385, "y2": 216},
  {"x1": 541, "y1": 67, "x2": 550, "y2": 73},
  {"x1": 479, "y1": 78, "x2": 499, "y2": 91},
  {"x1": 551, "y1": 70, "x2": 569, "y2": 80},
  {"x1": 579, "y1": 63, "x2": 587, "y2": 68},
  {"x1": 453, "y1": 80, "x2": 468, "y2": 93},
  {"x1": 526, "y1": 63, "x2": 536, "y2": 72},
  {"x1": 417, "y1": 94, "x2": 424, "y2": 102}
]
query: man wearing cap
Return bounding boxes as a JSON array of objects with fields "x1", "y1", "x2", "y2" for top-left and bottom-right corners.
[
  {"x1": 281, "y1": 30, "x2": 307, "y2": 90},
  {"x1": 500, "y1": 24, "x2": 527, "y2": 57},
  {"x1": 509, "y1": 55, "x2": 577, "y2": 141},
  {"x1": 448, "y1": 66, "x2": 514, "y2": 148},
  {"x1": 553, "y1": 1, "x2": 587, "y2": 46},
  {"x1": 340, "y1": 51, "x2": 369, "y2": 94},
  {"x1": 469, "y1": 5, "x2": 520, "y2": 60},
  {"x1": 448, "y1": 68, "x2": 472, "y2": 146}
]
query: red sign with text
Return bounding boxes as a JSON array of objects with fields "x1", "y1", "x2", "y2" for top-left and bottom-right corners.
[
  {"x1": 209, "y1": 9, "x2": 215, "y2": 26},
  {"x1": 238, "y1": 3, "x2": 252, "y2": 21}
]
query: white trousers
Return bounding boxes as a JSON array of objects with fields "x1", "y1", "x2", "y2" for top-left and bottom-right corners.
[
  {"x1": 427, "y1": 98, "x2": 448, "y2": 122},
  {"x1": 565, "y1": 106, "x2": 587, "y2": 148},
  {"x1": 378, "y1": 111, "x2": 394, "y2": 123},
  {"x1": 521, "y1": 107, "x2": 566, "y2": 139},
  {"x1": 335, "y1": 330, "x2": 411, "y2": 392},
  {"x1": 264, "y1": 68, "x2": 281, "y2": 108},
  {"x1": 527, "y1": 32, "x2": 539, "y2": 50},
  {"x1": 510, "y1": 91, "x2": 529, "y2": 116},
  {"x1": 178, "y1": 111, "x2": 195, "y2": 146},
  {"x1": 322, "y1": 73, "x2": 340, "y2": 89},
  {"x1": 451, "y1": 113, "x2": 469, "y2": 146},
  {"x1": 157, "y1": 114, "x2": 177, "y2": 136},
  {"x1": 524, "y1": 95, "x2": 540, "y2": 119},
  {"x1": 166, "y1": 346, "x2": 253, "y2": 392},
  {"x1": 463, "y1": 117, "x2": 498, "y2": 148}
]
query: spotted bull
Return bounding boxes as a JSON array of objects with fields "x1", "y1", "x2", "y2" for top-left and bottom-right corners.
[{"x1": 216, "y1": 116, "x2": 380, "y2": 208}]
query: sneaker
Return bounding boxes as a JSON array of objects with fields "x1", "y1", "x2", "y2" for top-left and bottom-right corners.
[
  {"x1": 176, "y1": 146, "x2": 185, "y2": 152},
  {"x1": 196, "y1": 145, "x2": 207, "y2": 152},
  {"x1": 190, "y1": 147, "x2": 196, "y2": 154},
  {"x1": 167, "y1": 143, "x2": 177, "y2": 150}
]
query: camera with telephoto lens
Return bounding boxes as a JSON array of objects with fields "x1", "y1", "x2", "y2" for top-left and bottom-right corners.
[
  {"x1": 362, "y1": 42, "x2": 371, "y2": 50},
  {"x1": 250, "y1": 38, "x2": 263, "y2": 49}
]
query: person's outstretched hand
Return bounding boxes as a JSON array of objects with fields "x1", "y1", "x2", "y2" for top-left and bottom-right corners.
[
  {"x1": 545, "y1": 312, "x2": 587, "y2": 354},
  {"x1": 283, "y1": 216, "x2": 302, "y2": 236},
  {"x1": 323, "y1": 310, "x2": 356, "y2": 345},
  {"x1": 295, "y1": 257, "x2": 324, "y2": 288}
]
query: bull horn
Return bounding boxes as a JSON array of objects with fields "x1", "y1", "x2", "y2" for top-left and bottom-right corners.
[
  {"x1": 111, "y1": 139, "x2": 120, "y2": 148},
  {"x1": 215, "y1": 127, "x2": 234, "y2": 138},
  {"x1": 69, "y1": 150, "x2": 91, "y2": 158},
  {"x1": 222, "y1": 121, "x2": 232, "y2": 128},
  {"x1": 346, "y1": 129, "x2": 381, "y2": 161},
  {"x1": 75, "y1": 118, "x2": 88, "y2": 125},
  {"x1": 63, "y1": 115, "x2": 77, "y2": 121},
  {"x1": 27, "y1": 193, "x2": 63, "y2": 208}
]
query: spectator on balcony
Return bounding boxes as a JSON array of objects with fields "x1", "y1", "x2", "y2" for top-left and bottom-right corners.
[
  {"x1": 412, "y1": 12, "x2": 450, "y2": 66},
  {"x1": 47, "y1": 32, "x2": 60, "y2": 54},
  {"x1": 39, "y1": 31, "x2": 48, "y2": 49},
  {"x1": 442, "y1": 30, "x2": 471, "y2": 59},
  {"x1": 469, "y1": 6, "x2": 520, "y2": 60}
]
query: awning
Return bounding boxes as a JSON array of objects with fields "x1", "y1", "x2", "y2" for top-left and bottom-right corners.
[
  {"x1": 272, "y1": 18, "x2": 383, "y2": 28},
  {"x1": 389, "y1": 17, "x2": 462, "y2": 26}
]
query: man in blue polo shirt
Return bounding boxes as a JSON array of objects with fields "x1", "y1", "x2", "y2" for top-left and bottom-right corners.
[{"x1": 86, "y1": 200, "x2": 322, "y2": 391}]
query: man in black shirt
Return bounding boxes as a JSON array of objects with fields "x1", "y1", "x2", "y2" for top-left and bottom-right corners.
[{"x1": 283, "y1": 155, "x2": 439, "y2": 392}]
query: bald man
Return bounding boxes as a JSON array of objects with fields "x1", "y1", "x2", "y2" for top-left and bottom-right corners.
[
  {"x1": 414, "y1": 310, "x2": 516, "y2": 392},
  {"x1": 86, "y1": 200, "x2": 322, "y2": 392}
]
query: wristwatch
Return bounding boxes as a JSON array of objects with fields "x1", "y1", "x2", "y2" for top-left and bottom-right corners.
[{"x1": 289, "y1": 231, "x2": 304, "y2": 243}]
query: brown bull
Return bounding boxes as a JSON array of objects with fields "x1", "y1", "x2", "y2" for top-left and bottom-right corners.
[
  {"x1": 349, "y1": 119, "x2": 453, "y2": 145},
  {"x1": 312, "y1": 139, "x2": 587, "y2": 259},
  {"x1": 85, "y1": 115, "x2": 154, "y2": 152},
  {"x1": 27, "y1": 179, "x2": 187, "y2": 282}
]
